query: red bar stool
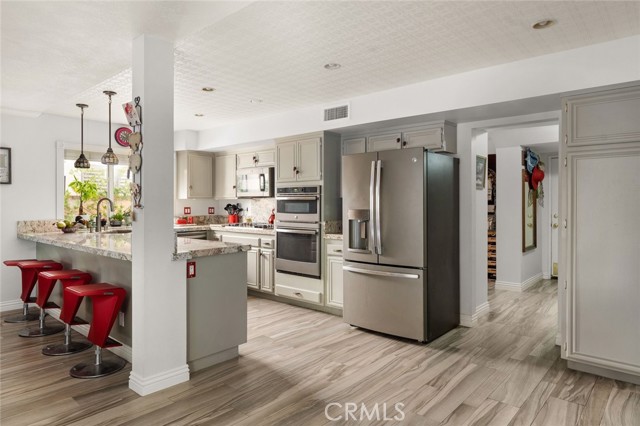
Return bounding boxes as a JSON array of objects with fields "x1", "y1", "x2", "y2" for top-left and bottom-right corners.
[
  {"x1": 42, "y1": 271, "x2": 93, "y2": 356},
  {"x1": 19, "y1": 269, "x2": 92, "y2": 338},
  {"x1": 65, "y1": 283, "x2": 127, "y2": 378},
  {"x1": 3, "y1": 260, "x2": 62, "y2": 323}
]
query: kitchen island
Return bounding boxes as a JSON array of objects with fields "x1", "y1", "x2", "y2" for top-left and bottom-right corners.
[{"x1": 17, "y1": 221, "x2": 249, "y2": 372}]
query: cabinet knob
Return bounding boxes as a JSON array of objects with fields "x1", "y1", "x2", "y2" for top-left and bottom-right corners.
[
  {"x1": 396, "y1": 138, "x2": 401, "y2": 143},
  {"x1": 233, "y1": 185, "x2": 236, "y2": 189},
  {"x1": 294, "y1": 292, "x2": 303, "y2": 297},
  {"x1": 402, "y1": 141, "x2": 407, "y2": 147},
  {"x1": 293, "y1": 166, "x2": 297, "y2": 171},
  {"x1": 189, "y1": 185, "x2": 193, "y2": 189}
]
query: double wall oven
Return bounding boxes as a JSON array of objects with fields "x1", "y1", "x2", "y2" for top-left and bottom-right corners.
[{"x1": 275, "y1": 186, "x2": 321, "y2": 278}]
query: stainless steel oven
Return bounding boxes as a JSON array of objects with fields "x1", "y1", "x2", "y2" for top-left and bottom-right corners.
[
  {"x1": 276, "y1": 186, "x2": 320, "y2": 223},
  {"x1": 275, "y1": 222, "x2": 321, "y2": 278}
]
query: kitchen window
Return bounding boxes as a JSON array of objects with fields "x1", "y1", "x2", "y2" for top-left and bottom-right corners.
[{"x1": 62, "y1": 149, "x2": 131, "y2": 220}]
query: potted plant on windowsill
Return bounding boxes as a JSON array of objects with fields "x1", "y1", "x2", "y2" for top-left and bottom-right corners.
[
  {"x1": 110, "y1": 211, "x2": 125, "y2": 227},
  {"x1": 68, "y1": 176, "x2": 99, "y2": 216}
]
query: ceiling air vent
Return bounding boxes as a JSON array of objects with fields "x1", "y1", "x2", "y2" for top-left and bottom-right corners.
[{"x1": 324, "y1": 104, "x2": 349, "y2": 122}]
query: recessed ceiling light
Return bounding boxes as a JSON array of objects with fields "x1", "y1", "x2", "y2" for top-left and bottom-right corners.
[
  {"x1": 201, "y1": 87, "x2": 215, "y2": 92},
  {"x1": 249, "y1": 99, "x2": 263, "y2": 104},
  {"x1": 324, "y1": 63, "x2": 342, "y2": 70},
  {"x1": 532, "y1": 19, "x2": 555, "y2": 30},
  {"x1": 194, "y1": 113, "x2": 204, "y2": 117}
]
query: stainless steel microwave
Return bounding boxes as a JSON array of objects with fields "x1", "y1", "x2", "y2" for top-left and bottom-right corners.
[{"x1": 236, "y1": 167, "x2": 274, "y2": 198}]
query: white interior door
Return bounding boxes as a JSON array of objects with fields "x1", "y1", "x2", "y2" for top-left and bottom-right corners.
[{"x1": 550, "y1": 157, "x2": 559, "y2": 277}]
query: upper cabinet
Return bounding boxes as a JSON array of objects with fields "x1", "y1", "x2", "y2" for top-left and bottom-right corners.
[
  {"x1": 342, "y1": 121, "x2": 457, "y2": 155},
  {"x1": 276, "y1": 136, "x2": 325, "y2": 183},
  {"x1": 237, "y1": 149, "x2": 276, "y2": 169},
  {"x1": 176, "y1": 151, "x2": 214, "y2": 199},
  {"x1": 214, "y1": 154, "x2": 237, "y2": 200}
]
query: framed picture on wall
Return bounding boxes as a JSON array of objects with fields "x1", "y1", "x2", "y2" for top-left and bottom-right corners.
[
  {"x1": 475, "y1": 155, "x2": 486, "y2": 189},
  {"x1": 0, "y1": 147, "x2": 11, "y2": 184}
]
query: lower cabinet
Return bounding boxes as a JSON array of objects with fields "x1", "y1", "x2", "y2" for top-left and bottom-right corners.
[
  {"x1": 324, "y1": 241, "x2": 344, "y2": 309},
  {"x1": 218, "y1": 232, "x2": 274, "y2": 293},
  {"x1": 259, "y1": 248, "x2": 273, "y2": 292},
  {"x1": 247, "y1": 248, "x2": 259, "y2": 289}
]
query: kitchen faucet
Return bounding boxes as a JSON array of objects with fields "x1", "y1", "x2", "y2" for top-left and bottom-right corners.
[{"x1": 96, "y1": 197, "x2": 114, "y2": 233}]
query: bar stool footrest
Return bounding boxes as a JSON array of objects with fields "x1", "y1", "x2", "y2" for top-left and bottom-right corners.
[
  {"x1": 70, "y1": 357, "x2": 126, "y2": 379},
  {"x1": 69, "y1": 316, "x2": 89, "y2": 326},
  {"x1": 43, "y1": 301, "x2": 60, "y2": 309},
  {"x1": 42, "y1": 340, "x2": 92, "y2": 356},
  {"x1": 102, "y1": 337, "x2": 123, "y2": 349}
]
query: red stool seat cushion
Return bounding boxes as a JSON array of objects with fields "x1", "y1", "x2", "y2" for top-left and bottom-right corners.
[
  {"x1": 3, "y1": 259, "x2": 36, "y2": 267},
  {"x1": 37, "y1": 269, "x2": 92, "y2": 313},
  {"x1": 13, "y1": 260, "x2": 63, "y2": 303},
  {"x1": 64, "y1": 283, "x2": 125, "y2": 348}
]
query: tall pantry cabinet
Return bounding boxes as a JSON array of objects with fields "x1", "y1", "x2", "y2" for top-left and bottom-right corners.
[{"x1": 560, "y1": 85, "x2": 640, "y2": 383}]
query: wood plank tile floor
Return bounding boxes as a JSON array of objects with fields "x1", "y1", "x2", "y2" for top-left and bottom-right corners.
[{"x1": 1, "y1": 279, "x2": 638, "y2": 425}]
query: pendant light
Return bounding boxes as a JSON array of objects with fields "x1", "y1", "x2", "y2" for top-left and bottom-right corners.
[
  {"x1": 74, "y1": 103, "x2": 90, "y2": 169},
  {"x1": 100, "y1": 90, "x2": 119, "y2": 165}
]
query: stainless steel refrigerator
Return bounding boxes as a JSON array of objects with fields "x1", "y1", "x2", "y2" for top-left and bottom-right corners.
[{"x1": 342, "y1": 147, "x2": 459, "y2": 342}]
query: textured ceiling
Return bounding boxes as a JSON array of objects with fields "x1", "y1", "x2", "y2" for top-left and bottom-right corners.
[{"x1": 2, "y1": 1, "x2": 639, "y2": 130}]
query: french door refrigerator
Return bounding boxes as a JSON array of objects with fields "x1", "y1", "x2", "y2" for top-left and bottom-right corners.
[{"x1": 342, "y1": 147, "x2": 459, "y2": 342}]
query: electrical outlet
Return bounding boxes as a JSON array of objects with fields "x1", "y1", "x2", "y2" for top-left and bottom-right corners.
[
  {"x1": 187, "y1": 261, "x2": 196, "y2": 278},
  {"x1": 118, "y1": 312, "x2": 125, "y2": 327},
  {"x1": 184, "y1": 207, "x2": 191, "y2": 215},
  {"x1": 208, "y1": 207, "x2": 215, "y2": 215}
]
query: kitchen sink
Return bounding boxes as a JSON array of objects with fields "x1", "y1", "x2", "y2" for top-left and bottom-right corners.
[{"x1": 100, "y1": 229, "x2": 132, "y2": 234}]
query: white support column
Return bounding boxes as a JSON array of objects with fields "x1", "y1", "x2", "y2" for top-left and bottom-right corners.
[{"x1": 128, "y1": 35, "x2": 189, "y2": 396}]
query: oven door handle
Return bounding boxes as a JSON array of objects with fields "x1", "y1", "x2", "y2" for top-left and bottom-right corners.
[
  {"x1": 276, "y1": 196, "x2": 318, "y2": 201},
  {"x1": 276, "y1": 228, "x2": 318, "y2": 235}
]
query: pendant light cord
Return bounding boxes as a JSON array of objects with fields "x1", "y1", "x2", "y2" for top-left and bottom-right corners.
[{"x1": 108, "y1": 94, "x2": 112, "y2": 149}]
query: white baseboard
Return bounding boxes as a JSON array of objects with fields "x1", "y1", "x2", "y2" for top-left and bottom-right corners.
[
  {"x1": 129, "y1": 365, "x2": 190, "y2": 396},
  {"x1": 495, "y1": 273, "x2": 543, "y2": 292},
  {"x1": 460, "y1": 301, "x2": 491, "y2": 327},
  {"x1": 46, "y1": 308, "x2": 132, "y2": 363},
  {"x1": 0, "y1": 299, "x2": 24, "y2": 312},
  {"x1": 542, "y1": 273, "x2": 551, "y2": 280}
]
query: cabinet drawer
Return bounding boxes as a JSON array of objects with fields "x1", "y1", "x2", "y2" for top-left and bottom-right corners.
[
  {"x1": 566, "y1": 88, "x2": 640, "y2": 147},
  {"x1": 326, "y1": 244, "x2": 344, "y2": 257},
  {"x1": 221, "y1": 234, "x2": 260, "y2": 247},
  {"x1": 260, "y1": 238, "x2": 274, "y2": 249},
  {"x1": 275, "y1": 284, "x2": 322, "y2": 304}
]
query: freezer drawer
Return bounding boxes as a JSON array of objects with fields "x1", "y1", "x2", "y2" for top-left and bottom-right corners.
[{"x1": 343, "y1": 262, "x2": 425, "y2": 342}]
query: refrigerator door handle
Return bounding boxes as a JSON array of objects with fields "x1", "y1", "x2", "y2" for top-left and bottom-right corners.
[
  {"x1": 343, "y1": 265, "x2": 420, "y2": 279},
  {"x1": 370, "y1": 161, "x2": 377, "y2": 254},
  {"x1": 375, "y1": 160, "x2": 382, "y2": 255}
]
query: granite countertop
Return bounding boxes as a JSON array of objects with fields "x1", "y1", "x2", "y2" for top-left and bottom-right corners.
[
  {"x1": 173, "y1": 224, "x2": 212, "y2": 232},
  {"x1": 324, "y1": 233, "x2": 343, "y2": 240},
  {"x1": 209, "y1": 225, "x2": 276, "y2": 235},
  {"x1": 18, "y1": 231, "x2": 133, "y2": 261},
  {"x1": 173, "y1": 238, "x2": 250, "y2": 260}
]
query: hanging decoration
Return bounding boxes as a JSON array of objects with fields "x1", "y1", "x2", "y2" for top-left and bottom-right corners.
[
  {"x1": 524, "y1": 147, "x2": 545, "y2": 207},
  {"x1": 123, "y1": 96, "x2": 144, "y2": 210},
  {"x1": 74, "y1": 103, "x2": 90, "y2": 169}
]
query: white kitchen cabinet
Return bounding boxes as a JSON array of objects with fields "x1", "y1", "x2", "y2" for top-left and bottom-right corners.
[
  {"x1": 259, "y1": 249, "x2": 274, "y2": 292},
  {"x1": 247, "y1": 247, "x2": 259, "y2": 289},
  {"x1": 561, "y1": 86, "x2": 640, "y2": 380},
  {"x1": 176, "y1": 151, "x2": 214, "y2": 199},
  {"x1": 366, "y1": 132, "x2": 402, "y2": 152},
  {"x1": 237, "y1": 150, "x2": 276, "y2": 169},
  {"x1": 324, "y1": 242, "x2": 344, "y2": 309},
  {"x1": 276, "y1": 137, "x2": 322, "y2": 183},
  {"x1": 214, "y1": 154, "x2": 236, "y2": 199},
  {"x1": 343, "y1": 137, "x2": 366, "y2": 155}
]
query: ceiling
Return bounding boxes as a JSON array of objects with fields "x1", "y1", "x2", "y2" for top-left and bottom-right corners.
[{"x1": 2, "y1": 1, "x2": 639, "y2": 131}]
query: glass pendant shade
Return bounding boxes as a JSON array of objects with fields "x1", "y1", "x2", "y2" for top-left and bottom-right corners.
[
  {"x1": 101, "y1": 90, "x2": 119, "y2": 165},
  {"x1": 74, "y1": 103, "x2": 90, "y2": 169}
]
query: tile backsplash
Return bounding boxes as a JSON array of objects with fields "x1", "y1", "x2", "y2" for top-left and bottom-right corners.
[{"x1": 174, "y1": 198, "x2": 275, "y2": 223}]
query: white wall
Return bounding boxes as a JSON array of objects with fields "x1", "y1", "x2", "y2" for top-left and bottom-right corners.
[{"x1": 0, "y1": 112, "x2": 114, "y2": 309}]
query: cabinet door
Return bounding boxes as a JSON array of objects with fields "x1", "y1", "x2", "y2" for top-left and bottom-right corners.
[
  {"x1": 343, "y1": 137, "x2": 366, "y2": 155},
  {"x1": 566, "y1": 145, "x2": 640, "y2": 374},
  {"x1": 326, "y1": 256, "x2": 344, "y2": 308},
  {"x1": 256, "y1": 150, "x2": 275, "y2": 167},
  {"x1": 214, "y1": 154, "x2": 237, "y2": 199},
  {"x1": 403, "y1": 128, "x2": 442, "y2": 150},
  {"x1": 188, "y1": 153, "x2": 214, "y2": 198},
  {"x1": 259, "y1": 249, "x2": 274, "y2": 292},
  {"x1": 236, "y1": 153, "x2": 256, "y2": 169},
  {"x1": 276, "y1": 141, "x2": 297, "y2": 183},
  {"x1": 297, "y1": 137, "x2": 322, "y2": 182},
  {"x1": 247, "y1": 248, "x2": 259, "y2": 289},
  {"x1": 366, "y1": 132, "x2": 401, "y2": 152}
]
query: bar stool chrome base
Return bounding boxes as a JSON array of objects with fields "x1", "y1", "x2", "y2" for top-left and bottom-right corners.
[
  {"x1": 18, "y1": 308, "x2": 64, "y2": 337},
  {"x1": 4, "y1": 302, "x2": 39, "y2": 323},
  {"x1": 42, "y1": 324, "x2": 92, "y2": 356},
  {"x1": 70, "y1": 347, "x2": 126, "y2": 379}
]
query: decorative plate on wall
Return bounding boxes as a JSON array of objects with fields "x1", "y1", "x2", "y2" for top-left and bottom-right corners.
[{"x1": 115, "y1": 127, "x2": 132, "y2": 147}]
